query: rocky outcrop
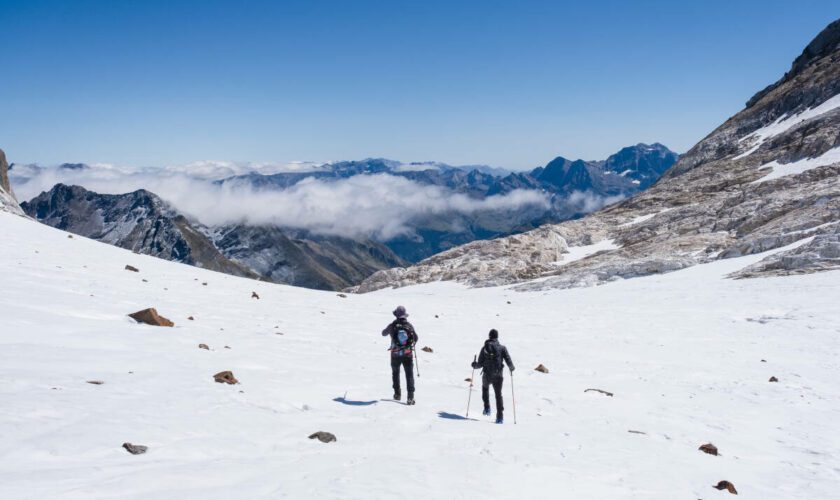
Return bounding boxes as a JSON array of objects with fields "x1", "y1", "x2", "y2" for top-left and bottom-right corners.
[
  {"x1": 0, "y1": 149, "x2": 23, "y2": 216},
  {"x1": 308, "y1": 431, "x2": 337, "y2": 443},
  {"x1": 213, "y1": 371, "x2": 238, "y2": 384},
  {"x1": 129, "y1": 308, "x2": 174, "y2": 327},
  {"x1": 357, "y1": 19, "x2": 840, "y2": 292}
]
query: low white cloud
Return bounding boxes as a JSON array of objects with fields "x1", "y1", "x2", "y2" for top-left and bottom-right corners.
[
  {"x1": 12, "y1": 163, "x2": 551, "y2": 240},
  {"x1": 563, "y1": 190, "x2": 625, "y2": 213}
]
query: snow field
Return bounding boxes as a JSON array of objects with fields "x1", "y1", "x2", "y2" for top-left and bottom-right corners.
[{"x1": 0, "y1": 211, "x2": 839, "y2": 499}]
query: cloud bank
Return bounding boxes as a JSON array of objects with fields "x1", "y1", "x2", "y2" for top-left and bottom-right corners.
[{"x1": 12, "y1": 163, "x2": 551, "y2": 240}]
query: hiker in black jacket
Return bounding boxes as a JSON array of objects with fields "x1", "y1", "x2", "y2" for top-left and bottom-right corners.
[
  {"x1": 471, "y1": 329, "x2": 514, "y2": 423},
  {"x1": 382, "y1": 306, "x2": 418, "y2": 404}
]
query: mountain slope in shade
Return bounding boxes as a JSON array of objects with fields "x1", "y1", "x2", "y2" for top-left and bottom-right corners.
[
  {"x1": 21, "y1": 184, "x2": 258, "y2": 279},
  {"x1": 358, "y1": 19, "x2": 840, "y2": 292},
  {"x1": 21, "y1": 183, "x2": 406, "y2": 290}
]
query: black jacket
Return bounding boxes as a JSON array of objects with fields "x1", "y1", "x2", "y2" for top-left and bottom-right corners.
[
  {"x1": 472, "y1": 339, "x2": 514, "y2": 374},
  {"x1": 382, "y1": 318, "x2": 418, "y2": 355}
]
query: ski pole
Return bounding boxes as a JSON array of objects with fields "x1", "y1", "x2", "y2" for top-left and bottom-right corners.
[
  {"x1": 510, "y1": 368, "x2": 517, "y2": 425},
  {"x1": 466, "y1": 355, "x2": 477, "y2": 417}
]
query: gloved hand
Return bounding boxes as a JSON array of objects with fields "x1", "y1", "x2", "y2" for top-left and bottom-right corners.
[
  {"x1": 471, "y1": 362, "x2": 480, "y2": 369},
  {"x1": 509, "y1": 366, "x2": 515, "y2": 373}
]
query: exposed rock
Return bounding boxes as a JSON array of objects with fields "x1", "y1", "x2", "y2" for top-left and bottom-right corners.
[
  {"x1": 337, "y1": 293, "x2": 347, "y2": 298},
  {"x1": 421, "y1": 346, "x2": 434, "y2": 353},
  {"x1": 198, "y1": 344, "x2": 209, "y2": 350},
  {"x1": 356, "y1": 20, "x2": 840, "y2": 293},
  {"x1": 308, "y1": 431, "x2": 337, "y2": 443},
  {"x1": 584, "y1": 388, "x2": 614, "y2": 397},
  {"x1": 769, "y1": 376, "x2": 779, "y2": 382},
  {"x1": 0, "y1": 148, "x2": 23, "y2": 215},
  {"x1": 188, "y1": 316, "x2": 195, "y2": 321},
  {"x1": 125, "y1": 265, "x2": 139, "y2": 272},
  {"x1": 251, "y1": 291, "x2": 260, "y2": 299},
  {"x1": 713, "y1": 480, "x2": 738, "y2": 494},
  {"x1": 128, "y1": 308, "x2": 174, "y2": 327},
  {"x1": 213, "y1": 371, "x2": 238, "y2": 384},
  {"x1": 534, "y1": 364, "x2": 549, "y2": 373},
  {"x1": 122, "y1": 442, "x2": 148, "y2": 455},
  {"x1": 627, "y1": 430, "x2": 647, "y2": 435},
  {"x1": 21, "y1": 184, "x2": 259, "y2": 279},
  {"x1": 67, "y1": 234, "x2": 73, "y2": 239},
  {"x1": 465, "y1": 378, "x2": 472, "y2": 382},
  {"x1": 86, "y1": 380, "x2": 104, "y2": 385},
  {"x1": 699, "y1": 443, "x2": 719, "y2": 456}
]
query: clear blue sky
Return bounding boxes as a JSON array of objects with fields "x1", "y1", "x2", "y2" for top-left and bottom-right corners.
[{"x1": 1, "y1": 0, "x2": 838, "y2": 169}]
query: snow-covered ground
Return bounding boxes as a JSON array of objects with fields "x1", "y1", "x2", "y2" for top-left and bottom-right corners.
[{"x1": 1, "y1": 211, "x2": 839, "y2": 499}]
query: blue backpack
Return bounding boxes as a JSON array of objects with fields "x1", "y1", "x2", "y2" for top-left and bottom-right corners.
[{"x1": 391, "y1": 322, "x2": 414, "y2": 355}]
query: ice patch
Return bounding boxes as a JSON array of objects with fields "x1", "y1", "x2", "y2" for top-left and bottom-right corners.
[
  {"x1": 551, "y1": 239, "x2": 619, "y2": 267},
  {"x1": 751, "y1": 145, "x2": 840, "y2": 183},
  {"x1": 734, "y1": 93, "x2": 840, "y2": 159}
]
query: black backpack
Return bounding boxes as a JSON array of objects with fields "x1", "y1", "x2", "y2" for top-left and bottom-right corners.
[
  {"x1": 391, "y1": 322, "x2": 414, "y2": 355},
  {"x1": 482, "y1": 341, "x2": 504, "y2": 375}
]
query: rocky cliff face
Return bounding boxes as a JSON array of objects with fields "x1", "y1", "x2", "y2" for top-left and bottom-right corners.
[
  {"x1": 0, "y1": 149, "x2": 23, "y2": 215},
  {"x1": 22, "y1": 184, "x2": 258, "y2": 279},
  {"x1": 357, "y1": 19, "x2": 840, "y2": 293},
  {"x1": 22, "y1": 183, "x2": 406, "y2": 290}
]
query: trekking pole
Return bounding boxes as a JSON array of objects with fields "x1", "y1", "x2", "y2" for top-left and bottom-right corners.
[
  {"x1": 510, "y1": 368, "x2": 517, "y2": 425},
  {"x1": 414, "y1": 345, "x2": 420, "y2": 378},
  {"x1": 466, "y1": 355, "x2": 477, "y2": 417}
]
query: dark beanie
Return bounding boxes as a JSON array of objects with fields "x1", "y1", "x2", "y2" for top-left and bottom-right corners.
[{"x1": 489, "y1": 329, "x2": 499, "y2": 339}]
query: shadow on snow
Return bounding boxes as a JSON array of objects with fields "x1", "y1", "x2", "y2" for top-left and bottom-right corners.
[
  {"x1": 437, "y1": 411, "x2": 476, "y2": 421},
  {"x1": 333, "y1": 396, "x2": 378, "y2": 406}
]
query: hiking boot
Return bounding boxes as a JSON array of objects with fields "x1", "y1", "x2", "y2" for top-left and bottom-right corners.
[
  {"x1": 482, "y1": 407, "x2": 491, "y2": 416},
  {"x1": 393, "y1": 392, "x2": 401, "y2": 401},
  {"x1": 407, "y1": 394, "x2": 415, "y2": 405},
  {"x1": 495, "y1": 416, "x2": 504, "y2": 424}
]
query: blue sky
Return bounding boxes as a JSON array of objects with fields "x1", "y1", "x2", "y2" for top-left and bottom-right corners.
[{"x1": 1, "y1": 0, "x2": 838, "y2": 169}]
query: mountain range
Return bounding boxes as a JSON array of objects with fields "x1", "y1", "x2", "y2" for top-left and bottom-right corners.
[
  {"x1": 17, "y1": 144, "x2": 677, "y2": 290},
  {"x1": 358, "y1": 19, "x2": 840, "y2": 292}
]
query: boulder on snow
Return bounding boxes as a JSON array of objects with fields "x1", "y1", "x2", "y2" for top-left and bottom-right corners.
[
  {"x1": 122, "y1": 442, "x2": 148, "y2": 455},
  {"x1": 129, "y1": 308, "x2": 174, "y2": 327},
  {"x1": 308, "y1": 431, "x2": 337, "y2": 443},
  {"x1": 198, "y1": 344, "x2": 209, "y2": 350},
  {"x1": 188, "y1": 316, "x2": 195, "y2": 321},
  {"x1": 534, "y1": 364, "x2": 549, "y2": 373},
  {"x1": 699, "y1": 443, "x2": 719, "y2": 456},
  {"x1": 422, "y1": 346, "x2": 433, "y2": 353},
  {"x1": 251, "y1": 291, "x2": 260, "y2": 299},
  {"x1": 713, "y1": 480, "x2": 738, "y2": 494},
  {"x1": 125, "y1": 265, "x2": 139, "y2": 272},
  {"x1": 214, "y1": 371, "x2": 238, "y2": 384},
  {"x1": 769, "y1": 376, "x2": 779, "y2": 382},
  {"x1": 337, "y1": 293, "x2": 347, "y2": 298},
  {"x1": 86, "y1": 380, "x2": 104, "y2": 385}
]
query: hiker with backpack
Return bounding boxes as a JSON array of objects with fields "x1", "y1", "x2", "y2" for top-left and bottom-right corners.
[
  {"x1": 471, "y1": 329, "x2": 515, "y2": 423},
  {"x1": 382, "y1": 306, "x2": 418, "y2": 405}
]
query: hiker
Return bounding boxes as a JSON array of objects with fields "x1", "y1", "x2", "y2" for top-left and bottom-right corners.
[
  {"x1": 382, "y1": 305, "x2": 418, "y2": 405},
  {"x1": 471, "y1": 329, "x2": 514, "y2": 423}
]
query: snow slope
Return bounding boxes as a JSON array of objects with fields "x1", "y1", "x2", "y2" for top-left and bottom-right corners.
[{"x1": 1, "y1": 211, "x2": 839, "y2": 499}]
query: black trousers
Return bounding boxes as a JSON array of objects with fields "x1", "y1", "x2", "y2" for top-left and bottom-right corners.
[
  {"x1": 391, "y1": 354, "x2": 415, "y2": 395},
  {"x1": 482, "y1": 372, "x2": 504, "y2": 415}
]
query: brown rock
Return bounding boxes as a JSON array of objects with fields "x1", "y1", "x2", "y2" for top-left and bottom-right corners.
[
  {"x1": 713, "y1": 480, "x2": 738, "y2": 494},
  {"x1": 251, "y1": 291, "x2": 260, "y2": 299},
  {"x1": 188, "y1": 316, "x2": 195, "y2": 321},
  {"x1": 337, "y1": 293, "x2": 347, "y2": 298},
  {"x1": 214, "y1": 371, "x2": 238, "y2": 384},
  {"x1": 422, "y1": 346, "x2": 433, "y2": 353},
  {"x1": 699, "y1": 443, "x2": 718, "y2": 456},
  {"x1": 198, "y1": 344, "x2": 209, "y2": 350},
  {"x1": 125, "y1": 265, "x2": 139, "y2": 272},
  {"x1": 465, "y1": 378, "x2": 472, "y2": 383},
  {"x1": 86, "y1": 380, "x2": 104, "y2": 385},
  {"x1": 769, "y1": 376, "x2": 778, "y2": 382},
  {"x1": 584, "y1": 388, "x2": 614, "y2": 397},
  {"x1": 308, "y1": 431, "x2": 337, "y2": 443},
  {"x1": 122, "y1": 442, "x2": 148, "y2": 455},
  {"x1": 128, "y1": 308, "x2": 174, "y2": 327},
  {"x1": 534, "y1": 364, "x2": 549, "y2": 373},
  {"x1": 67, "y1": 234, "x2": 74, "y2": 239}
]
